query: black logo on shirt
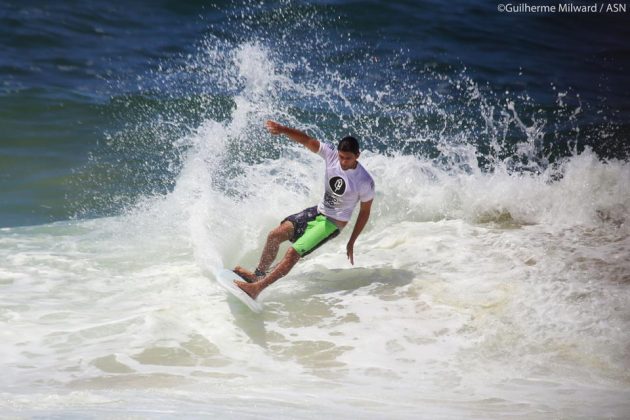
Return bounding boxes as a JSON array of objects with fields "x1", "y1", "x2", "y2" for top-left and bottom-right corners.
[{"x1": 329, "y1": 176, "x2": 346, "y2": 196}]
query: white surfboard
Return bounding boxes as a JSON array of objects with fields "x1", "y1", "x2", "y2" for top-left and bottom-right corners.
[{"x1": 214, "y1": 268, "x2": 263, "y2": 313}]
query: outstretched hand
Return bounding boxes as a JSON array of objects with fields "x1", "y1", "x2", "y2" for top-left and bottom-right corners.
[
  {"x1": 265, "y1": 119, "x2": 320, "y2": 153},
  {"x1": 265, "y1": 120, "x2": 283, "y2": 135},
  {"x1": 346, "y1": 241, "x2": 354, "y2": 265}
]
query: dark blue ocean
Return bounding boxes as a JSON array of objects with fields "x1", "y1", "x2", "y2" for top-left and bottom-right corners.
[
  {"x1": 1, "y1": 2, "x2": 630, "y2": 418},
  {"x1": 1, "y1": 0, "x2": 628, "y2": 227}
]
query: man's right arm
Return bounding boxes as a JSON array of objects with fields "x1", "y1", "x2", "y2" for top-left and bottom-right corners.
[{"x1": 265, "y1": 120, "x2": 320, "y2": 153}]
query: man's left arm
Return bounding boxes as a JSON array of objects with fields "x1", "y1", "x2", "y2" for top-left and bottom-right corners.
[{"x1": 346, "y1": 199, "x2": 373, "y2": 265}]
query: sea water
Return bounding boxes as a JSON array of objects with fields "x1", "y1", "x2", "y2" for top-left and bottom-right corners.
[{"x1": 1, "y1": 1, "x2": 629, "y2": 418}]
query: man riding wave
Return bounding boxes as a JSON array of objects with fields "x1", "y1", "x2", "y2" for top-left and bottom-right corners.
[{"x1": 234, "y1": 120, "x2": 375, "y2": 300}]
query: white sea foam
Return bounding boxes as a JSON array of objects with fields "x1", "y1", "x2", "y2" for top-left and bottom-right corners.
[{"x1": 1, "y1": 41, "x2": 630, "y2": 419}]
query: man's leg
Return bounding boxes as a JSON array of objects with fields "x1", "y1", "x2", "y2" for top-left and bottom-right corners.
[
  {"x1": 236, "y1": 247, "x2": 301, "y2": 300},
  {"x1": 234, "y1": 221, "x2": 294, "y2": 282},
  {"x1": 258, "y1": 221, "x2": 294, "y2": 272}
]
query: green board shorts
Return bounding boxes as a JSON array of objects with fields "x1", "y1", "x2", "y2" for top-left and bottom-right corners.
[{"x1": 283, "y1": 206, "x2": 340, "y2": 257}]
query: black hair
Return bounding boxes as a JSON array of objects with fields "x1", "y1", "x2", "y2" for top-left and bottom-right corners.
[{"x1": 337, "y1": 136, "x2": 360, "y2": 155}]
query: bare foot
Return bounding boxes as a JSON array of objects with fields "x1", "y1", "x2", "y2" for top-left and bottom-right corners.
[
  {"x1": 235, "y1": 280, "x2": 261, "y2": 300},
  {"x1": 233, "y1": 266, "x2": 258, "y2": 283}
]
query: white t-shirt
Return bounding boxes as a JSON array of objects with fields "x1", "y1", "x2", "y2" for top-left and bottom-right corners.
[{"x1": 316, "y1": 142, "x2": 375, "y2": 222}]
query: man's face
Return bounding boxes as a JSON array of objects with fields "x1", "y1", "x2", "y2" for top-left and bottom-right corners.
[{"x1": 338, "y1": 150, "x2": 359, "y2": 170}]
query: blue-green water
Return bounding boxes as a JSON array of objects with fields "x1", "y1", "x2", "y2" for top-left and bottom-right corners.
[{"x1": 1, "y1": 1, "x2": 629, "y2": 418}]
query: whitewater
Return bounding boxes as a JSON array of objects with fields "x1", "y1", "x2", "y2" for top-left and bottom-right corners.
[{"x1": 1, "y1": 35, "x2": 630, "y2": 420}]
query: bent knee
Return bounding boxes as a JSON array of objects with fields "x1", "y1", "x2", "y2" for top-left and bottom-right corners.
[
  {"x1": 269, "y1": 222, "x2": 293, "y2": 242},
  {"x1": 287, "y1": 247, "x2": 300, "y2": 259}
]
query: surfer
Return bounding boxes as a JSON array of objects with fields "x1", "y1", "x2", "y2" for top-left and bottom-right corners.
[{"x1": 234, "y1": 120, "x2": 375, "y2": 300}]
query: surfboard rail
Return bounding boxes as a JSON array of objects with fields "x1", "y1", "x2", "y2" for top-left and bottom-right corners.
[{"x1": 214, "y1": 268, "x2": 263, "y2": 313}]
